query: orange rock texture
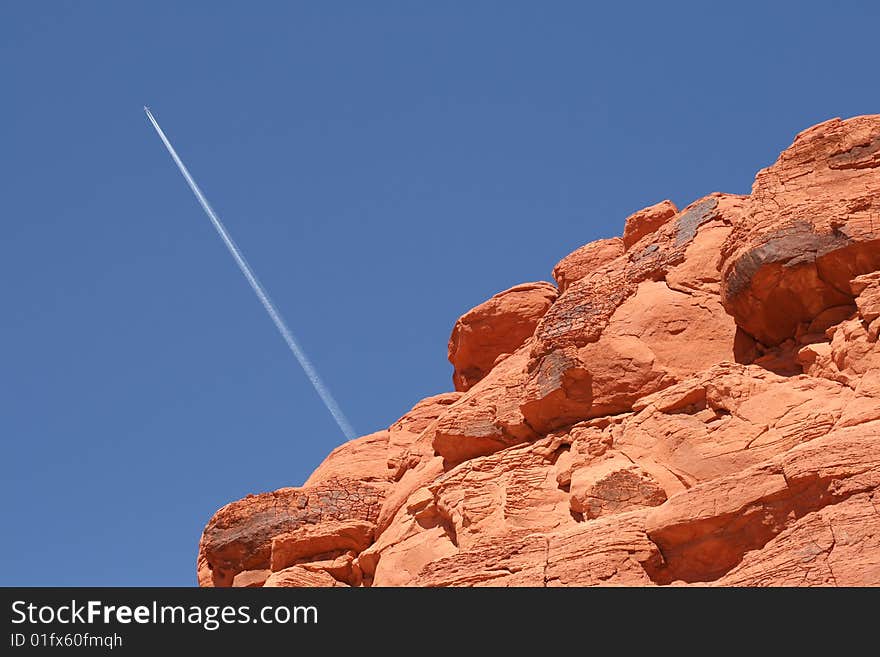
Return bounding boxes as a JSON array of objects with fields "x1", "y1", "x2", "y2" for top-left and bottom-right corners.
[{"x1": 198, "y1": 115, "x2": 880, "y2": 587}]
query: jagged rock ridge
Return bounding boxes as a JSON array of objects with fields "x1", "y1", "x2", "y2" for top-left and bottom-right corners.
[{"x1": 198, "y1": 115, "x2": 880, "y2": 587}]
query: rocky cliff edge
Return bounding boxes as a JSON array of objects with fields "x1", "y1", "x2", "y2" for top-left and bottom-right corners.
[{"x1": 198, "y1": 115, "x2": 880, "y2": 587}]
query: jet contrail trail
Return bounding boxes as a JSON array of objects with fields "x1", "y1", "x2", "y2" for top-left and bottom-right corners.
[{"x1": 144, "y1": 106, "x2": 356, "y2": 442}]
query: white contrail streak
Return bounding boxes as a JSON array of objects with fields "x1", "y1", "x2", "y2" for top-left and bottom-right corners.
[{"x1": 144, "y1": 106, "x2": 356, "y2": 442}]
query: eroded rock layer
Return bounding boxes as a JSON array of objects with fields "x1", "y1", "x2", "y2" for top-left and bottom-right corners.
[{"x1": 198, "y1": 114, "x2": 880, "y2": 587}]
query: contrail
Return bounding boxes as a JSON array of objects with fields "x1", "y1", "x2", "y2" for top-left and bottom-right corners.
[{"x1": 144, "y1": 106, "x2": 357, "y2": 442}]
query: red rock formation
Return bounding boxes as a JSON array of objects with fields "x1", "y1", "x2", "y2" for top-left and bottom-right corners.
[
  {"x1": 198, "y1": 114, "x2": 880, "y2": 587},
  {"x1": 720, "y1": 116, "x2": 880, "y2": 346},
  {"x1": 621, "y1": 200, "x2": 678, "y2": 250},
  {"x1": 447, "y1": 281, "x2": 557, "y2": 392},
  {"x1": 552, "y1": 237, "x2": 624, "y2": 292}
]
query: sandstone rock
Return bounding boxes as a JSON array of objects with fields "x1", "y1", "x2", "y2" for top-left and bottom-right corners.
[
  {"x1": 304, "y1": 431, "x2": 393, "y2": 488},
  {"x1": 375, "y1": 457, "x2": 445, "y2": 534},
  {"x1": 231, "y1": 569, "x2": 271, "y2": 588},
  {"x1": 569, "y1": 458, "x2": 667, "y2": 519},
  {"x1": 552, "y1": 237, "x2": 624, "y2": 292},
  {"x1": 852, "y1": 272, "x2": 880, "y2": 319},
  {"x1": 620, "y1": 362, "x2": 853, "y2": 483},
  {"x1": 711, "y1": 492, "x2": 880, "y2": 586},
  {"x1": 519, "y1": 346, "x2": 595, "y2": 433},
  {"x1": 664, "y1": 195, "x2": 748, "y2": 296},
  {"x1": 264, "y1": 565, "x2": 345, "y2": 587},
  {"x1": 797, "y1": 274, "x2": 880, "y2": 394},
  {"x1": 199, "y1": 115, "x2": 880, "y2": 588},
  {"x1": 300, "y1": 553, "x2": 362, "y2": 587},
  {"x1": 416, "y1": 533, "x2": 548, "y2": 587},
  {"x1": 644, "y1": 420, "x2": 880, "y2": 584},
  {"x1": 645, "y1": 462, "x2": 792, "y2": 583},
  {"x1": 533, "y1": 194, "x2": 745, "y2": 363},
  {"x1": 432, "y1": 343, "x2": 537, "y2": 465},
  {"x1": 196, "y1": 547, "x2": 213, "y2": 587},
  {"x1": 520, "y1": 195, "x2": 745, "y2": 433},
  {"x1": 720, "y1": 115, "x2": 880, "y2": 346},
  {"x1": 622, "y1": 200, "x2": 678, "y2": 250},
  {"x1": 270, "y1": 520, "x2": 374, "y2": 571},
  {"x1": 200, "y1": 478, "x2": 382, "y2": 586},
  {"x1": 431, "y1": 437, "x2": 574, "y2": 548},
  {"x1": 545, "y1": 511, "x2": 662, "y2": 586},
  {"x1": 521, "y1": 195, "x2": 742, "y2": 434},
  {"x1": 359, "y1": 498, "x2": 459, "y2": 587},
  {"x1": 389, "y1": 393, "x2": 465, "y2": 436},
  {"x1": 307, "y1": 393, "x2": 464, "y2": 489},
  {"x1": 386, "y1": 392, "x2": 463, "y2": 479},
  {"x1": 448, "y1": 282, "x2": 557, "y2": 392}
]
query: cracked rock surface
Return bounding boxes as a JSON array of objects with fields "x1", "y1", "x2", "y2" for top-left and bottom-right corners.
[{"x1": 198, "y1": 114, "x2": 880, "y2": 587}]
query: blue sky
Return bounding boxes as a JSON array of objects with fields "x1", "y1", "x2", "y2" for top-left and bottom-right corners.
[{"x1": 2, "y1": 2, "x2": 878, "y2": 586}]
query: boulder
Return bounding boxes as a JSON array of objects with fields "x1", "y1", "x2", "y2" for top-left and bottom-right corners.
[{"x1": 448, "y1": 282, "x2": 557, "y2": 392}]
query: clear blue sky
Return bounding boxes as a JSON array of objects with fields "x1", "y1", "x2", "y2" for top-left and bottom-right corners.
[{"x1": 2, "y1": 2, "x2": 877, "y2": 586}]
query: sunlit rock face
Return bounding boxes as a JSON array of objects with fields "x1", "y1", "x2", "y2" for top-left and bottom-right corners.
[{"x1": 199, "y1": 115, "x2": 880, "y2": 588}]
